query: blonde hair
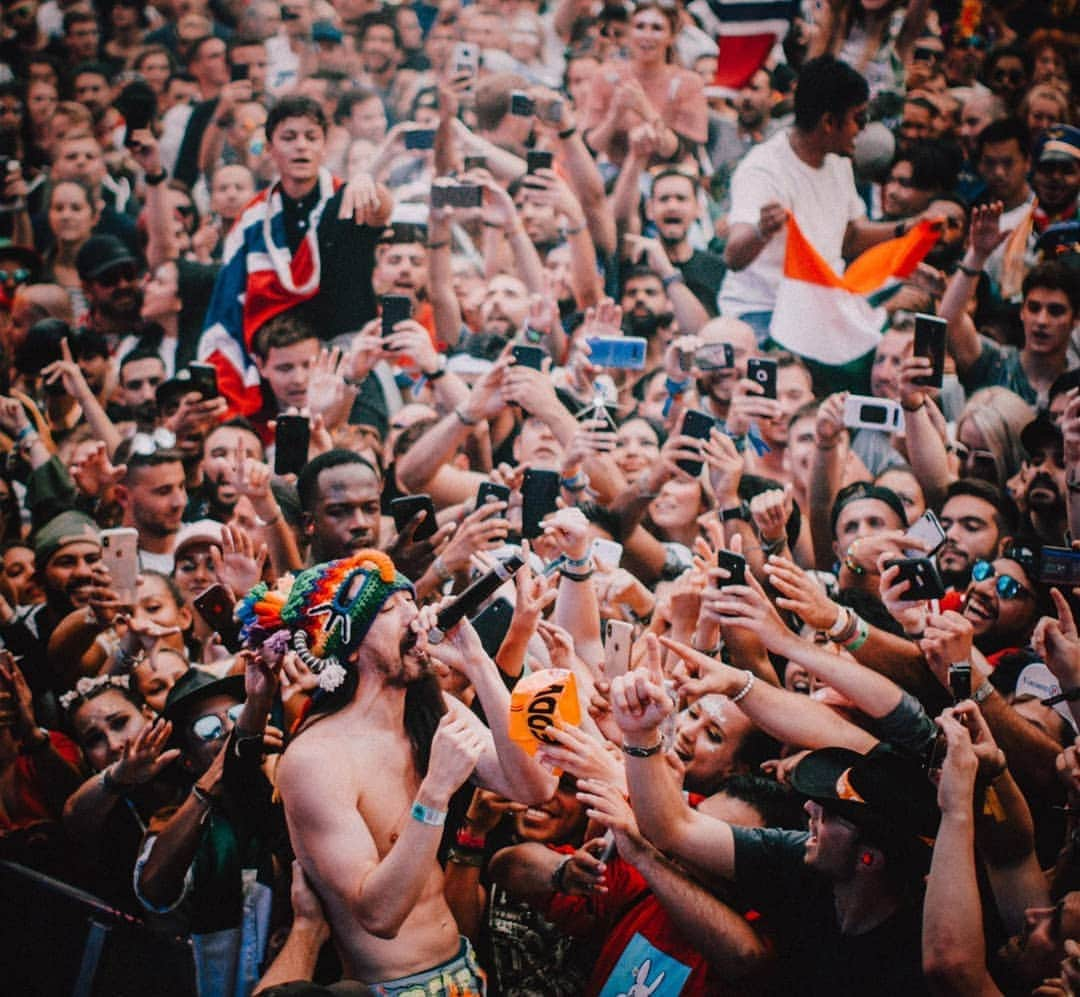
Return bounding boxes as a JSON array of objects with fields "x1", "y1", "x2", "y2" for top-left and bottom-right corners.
[{"x1": 957, "y1": 387, "x2": 1033, "y2": 491}]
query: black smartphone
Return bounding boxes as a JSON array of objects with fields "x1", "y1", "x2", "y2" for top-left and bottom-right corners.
[
  {"x1": 949, "y1": 663, "x2": 972, "y2": 704},
  {"x1": 541, "y1": 98, "x2": 564, "y2": 124},
  {"x1": 476, "y1": 481, "x2": 511, "y2": 509},
  {"x1": 677, "y1": 409, "x2": 714, "y2": 476},
  {"x1": 230, "y1": 62, "x2": 250, "y2": 82},
  {"x1": 747, "y1": 357, "x2": 777, "y2": 400},
  {"x1": 521, "y1": 468, "x2": 560, "y2": 539},
  {"x1": 446, "y1": 184, "x2": 482, "y2": 208},
  {"x1": 463, "y1": 155, "x2": 487, "y2": 172},
  {"x1": 405, "y1": 127, "x2": 436, "y2": 150},
  {"x1": 390, "y1": 494, "x2": 438, "y2": 543},
  {"x1": 715, "y1": 549, "x2": 747, "y2": 587},
  {"x1": 193, "y1": 583, "x2": 243, "y2": 653},
  {"x1": 913, "y1": 313, "x2": 946, "y2": 389},
  {"x1": 510, "y1": 91, "x2": 535, "y2": 116},
  {"x1": 274, "y1": 414, "x2": 310, "y2": 476},
  {"x1": 471, "y1": 596, "x2": 515, "y2": 658},
  {"x1": 380, "y1": 294, "x2": 412, "y2": 339},
  {"x1": 884, "y1": 557, "x2": 946, "y2": 600},
  {"x1": 526, "y1": 150, "x2": 553, "y2": 174},
  {"x1": 188, "y1": 362, "x2": 219, "y2": 400},
  {"x1": 511, "y1": 344, "x2": 545, "y2": 371},
  {"x1": 1039, "y1": 546, "x2": 1080, "y2": 585}
]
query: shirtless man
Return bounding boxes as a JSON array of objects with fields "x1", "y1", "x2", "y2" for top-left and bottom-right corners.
[{"x1": 260, "y1": 549, "x2": 556, "y2": 990}]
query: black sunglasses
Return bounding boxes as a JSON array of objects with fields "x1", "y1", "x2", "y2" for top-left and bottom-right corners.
[{"x1": 96, "y1": 264, "x2": 141, "y2": 286}]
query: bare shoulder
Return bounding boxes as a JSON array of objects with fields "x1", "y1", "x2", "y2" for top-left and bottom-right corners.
[{"x1": 278, "y1": 719, "x2": 360, "y2": 805}]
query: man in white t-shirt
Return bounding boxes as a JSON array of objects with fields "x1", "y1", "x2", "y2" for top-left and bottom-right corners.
[{"x1": 719, "y1": 56, "x2": 920, "y2": 344}]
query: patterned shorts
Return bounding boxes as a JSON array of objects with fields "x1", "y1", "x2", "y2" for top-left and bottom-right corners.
[{"x1": 368, "y1": 938, "x2": 487, "y2": 997}]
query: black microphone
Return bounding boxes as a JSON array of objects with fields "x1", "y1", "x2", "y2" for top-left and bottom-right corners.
[{"x1": 427, "y1": 553, "x2": 524, "y2": 643}]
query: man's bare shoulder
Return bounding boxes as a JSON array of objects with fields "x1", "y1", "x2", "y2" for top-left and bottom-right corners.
[{"x1": 278, "y1": 716, "x2": 361, "y2": 796}]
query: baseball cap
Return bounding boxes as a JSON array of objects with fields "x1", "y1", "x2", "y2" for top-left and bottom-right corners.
[
  {"x1": 163, "y1": 666, "x2": 245, "y2": 724},
  {"x1": 1036, "y1": 124, "x2": 1080, "y2": 165},
  {"x1": 75, "y1": 235, "x2": 138, "y2": 283},
  {"x1": 173, "y1": 520, "x2": 224, "y2": 562},
  {"x1": 33, "y1": 510, "x2": 101, "y2": 569},
  {"x1": 1015, "y1": 662, "x2": 1078, "y2": 733},
  {"x1": 830, "y1": 481, "x2": 909, "y2": 533},
  {"x1": 1020, "y1": 413, "x2": 1063, "y2": 454}
]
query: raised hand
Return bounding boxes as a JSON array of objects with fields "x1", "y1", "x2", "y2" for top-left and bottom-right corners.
[
  {"x1": 934, "y1": 708, "x2": 979, "y2": 815},
  {"x1": 557, "y1": 837, "x2": 611, "y2": 895},
  {"x1": 510, "y1": 543, "x2": 557, "y2": 628},
  {"x1": 70, "y1": 441, "x2": 126, "y2": 500},
  {"x1": 0, "y1": 652, "x2": 36, "y2": 740},
  {"x1": 878, "y1": 558, "x2": 930, "y2": 636},
  {"x1": 764, "y1": 556, "x2": 840, "y2": 631},
  {"x1": 816, "y1": 392, "x2": 848, "y2": 449},
  {"x1": 306, "y1": 347, "x2": 353, "y2": 429},
  {"x1": 211, "y1": 522, "x2": 268, "y2": 598},
  {"x1": 949, "y1": 700, "x2": 1006, "y2": 780},
  {"x1": 576, "y1": 777, "x2": 642, "y2": 855},
  {"x1": 537, "y1": 724, "x2": 627, "y2": 792},
  {"x1": 726, "y1": 377, "x2": 782, "y2": 438},
  {"x1": 749, "y1": 485, "x2": 793, "y2": 546},
  {"x1": 1032, "y1": 589, "x2": 1080, "y2": 692},
  {"x1": 436, "y1": 500, "x2": 511, "y2": 576},
  {"x1": 542, "y1": 506, "x2": 592, "y2": 561},
  {"x1": 110, "y1": 718, "x2": 181, "y2": 787},
  {"x1": 968, "y1": 201, "x2": 1011, "y2": 263},
  {"x1": 701, "y1": 428, "x2": 742, "y2": 504},
  {"x1": 920, "y1": 612, "x2": 975, "y2": 689},
  {"x1": 422, "y1": 711, "x2": 486, "y2": 805},
  {"x1": 536, "y1": 620, "x2": 585, "y2": 674},
  {"x1": 608, "y1": 634, "x2": 672, "y2": 738},
  {"x1": 659, "y1": 635, "x2": 749, "y2": 701},
  {"x1": 41, "y1": 339, "x2": 92, "y2": 400}
]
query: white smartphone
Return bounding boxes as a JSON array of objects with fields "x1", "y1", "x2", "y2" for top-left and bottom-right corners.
[
  {"x1": 592, "y1": 538, "x2": 623, "y2": 569},
  {"x1": 843, "y1": 395, "x2": 904, "y2": 433},
  {"x1": 604, "y1": 619, "x2": 633, "y2": 679},
  {"x1": 904, "y1": 509, "x2": 946, "y2": 556},
  {"x1": 452, "y1": 42, "x2": 479, "y2": 77},
  {"x1": 101, "y1": 528, "x2": 139, "y2": 605}
]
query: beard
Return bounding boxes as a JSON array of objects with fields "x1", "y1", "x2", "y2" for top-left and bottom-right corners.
[
  {"x1": 623, "y1": 310, "x2": 672, "y2": 339},
  {"x1": 1026, "y1": 472, "x2": 1064, "y2": 513}
]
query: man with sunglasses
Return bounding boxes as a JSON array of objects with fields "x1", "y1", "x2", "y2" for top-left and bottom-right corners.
[
  {"x1": 136, "y1": 660, "x2": 283, "y2": 997},
  {"x1": 1031, "y1": 125, "x2": 1080, "y2": 235},
  {"x1": 959, "y1": 545, "x2": 1042, "y2": 658}
]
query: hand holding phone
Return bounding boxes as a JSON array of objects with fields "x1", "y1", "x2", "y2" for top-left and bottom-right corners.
[
  {"x1": 274, "y1": 414, "x2": 310, "y2": 476},
  {"x1": 390, "y1": 494, "x2": 438, "y2": 543}
]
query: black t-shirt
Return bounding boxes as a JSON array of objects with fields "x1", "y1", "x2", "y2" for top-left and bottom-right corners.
[
  {"x1": 678, "y1": 248, "x2": 726, "y2": 316},
  {"x1": 282, "y1": 186, "x2": 380, "y2": 341},
  {"x1": 732, "y1": 826, "x2": 929, "y2": 997}
]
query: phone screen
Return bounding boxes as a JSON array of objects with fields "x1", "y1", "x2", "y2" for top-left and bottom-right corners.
[
  {"x1": 390, "y1": 495, "x2": 438, "y2": 543},
  {"x1": 522, "y1": 469, "x2": 559, "y2": 539},
  {"x1": 274, "y1": 415, "x2": 310, "y2": 476},
  {"x1": 913, "y1": 313, "x2": 946, "y2": 389},
  {"x1": 381, "y1": 294, "x2": 412, "y2": 338}
]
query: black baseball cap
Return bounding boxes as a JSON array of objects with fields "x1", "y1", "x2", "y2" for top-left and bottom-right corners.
[
  {"x1": 163, "y1": 667, "x2": 245, "y2": 724},
  {"x1": 76, "y1": 235, "x2": 139, "y2": 283},
  {"x1": 830, "y1": 481, "x2": 909, "y2": 533}
]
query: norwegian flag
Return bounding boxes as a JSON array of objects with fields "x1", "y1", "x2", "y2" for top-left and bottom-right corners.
[
  {"x1": 695, "y1": 0, "x2": 797, "y2": 96},
  {"x1": 198, "y1": 169, "x2": 342, "y2": 416}
]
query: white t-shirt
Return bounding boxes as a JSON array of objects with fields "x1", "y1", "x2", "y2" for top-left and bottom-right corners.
[{"x1": 718, "y1": 130, "x2": 866, "y2": 317}]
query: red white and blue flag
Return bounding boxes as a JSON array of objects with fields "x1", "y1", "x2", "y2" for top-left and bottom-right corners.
[
  {"x1": 697, "y1": 0, "x2": 797, "y2": 95},
  {"x1": 198, "y1": 168, "x2": 342, "y2": 416}
]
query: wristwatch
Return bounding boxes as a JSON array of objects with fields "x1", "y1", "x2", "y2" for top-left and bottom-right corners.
[
  {"x1": 424, "y1": 354, "x2": 448, "y2": 381},
  {"x1": 719, "y1": 501, "x2": 750, "y2": 523}
]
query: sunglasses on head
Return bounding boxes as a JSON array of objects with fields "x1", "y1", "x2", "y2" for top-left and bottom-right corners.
[
  {"x1": 0, "y1": 268, "x2": 30, "y2": 284},
  {"x1": 96, "y1": 264, "x2": 140, "y2": 286},
  {"x1": 191, "y1": 702, "x2": 244, "y2": 741},
  {"x1": 971, "y1": 560, "x2": 1034, "y2": 600},
  {"x1": 130, "y1": 427, "x2": 177, "y2": 456}
]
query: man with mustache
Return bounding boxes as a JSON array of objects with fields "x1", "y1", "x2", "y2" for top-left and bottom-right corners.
[
  {"x1": 1017, "y1": 414, "x2": 1068, "y2": 545},
  {"x1": 115, "y1": 349, "x2": 167, "y2": 432},
  {"x1": 297, "y1": 450, "x2": 383, "y2": 564},
  {"x1": 936, "y1": 479, "x2": 1017, "y2": 590},
  {"x1": 269, "y1": 551, "x2": 555, "y2": 990},
  {"x1": 954, "y1": 543, "x2": 1041, "y2": 658},
  {"x1": 75, "y1": 236, "x2": 145, "y2": 346}
]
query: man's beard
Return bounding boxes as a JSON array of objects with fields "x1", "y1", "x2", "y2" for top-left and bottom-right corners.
[
  {"x1": 101, "y1": 292, "x2": 143, "y2": 322},
  {"x1": 1026, "y1": 473, "x2": 1064, "y2": 513},
  {"x1": 926, "y1": 241, "x2": 964, "y2": 270},
  {"x1": 623, "y1": 310, "x2": 672, "y2": 339}
]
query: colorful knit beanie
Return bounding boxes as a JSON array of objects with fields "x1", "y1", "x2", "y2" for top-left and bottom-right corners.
[{"x1": 237, "y1": 549, "x2": 414, "y2": 692}]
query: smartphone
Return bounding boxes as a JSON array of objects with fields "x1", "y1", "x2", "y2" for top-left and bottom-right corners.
[
  {"x1": 695, "y1": 343, "x2": 734, "y2": 371},
  {"x1": 230, "y1": 62, "x2": 249, "y2": 82},
  {"x1": 904, "y1": 509, "x2": 946, "y2": 557},
  {"x1": 949, "y1": 662, "x2": 972, "y2": 704},
  {"x1": 380, "y1": 294, "x2": 412, "y2": 339},
  {"x1": 463, "y1": 155, "x2": 487, "y2": 173},
  {"x1": 884, "y1": 557, "x2": 946, "y2": 600},
  {"x1": 274, "y1": 414, "x2": 310, "y2": 476},
  {"x1": 526, "y1": 150, "x2": 553, "y2": 174},
  {"x1": 746, "y1": 357, "x2": 777, "y2": 400},
  {"x1": 405, "y1": 127, "x2": 436, "y2": 150},
  {"x1": 585, "y1": 336, "x2": 647, "y2": 370},
  {"x1": 913, "y1": 313, "x2": 946, "y2": 389},
  {"x1": 521, "y1": 468, "x2": 559, "y2": 539},
  {"x1": 511, "y1": 344, "x2": 545, "y2": 371},
  {"x1": 541, "y1": 98, "x2": 564, "y2": 124},
  {"x1": 101, "y1": 528, "x2": 139, "y2": 606},
  {"x1": 677, "y1": 409, "x2": 714, "y2": 476},
  {"x1": 843, "y1": 395, "x2": 904, "y2": 433},
  {"x1": 390, "y1": 494, "x2": 438, "y2": 543},
  {"x1": 471, "y1": 597, "x2": 515, "y2": 658},
  {"x1": 510, "y1": 91, "x2": 535, "y2": 116},
  {"x1": 452, "y1": 42, "x2": 479, "y2": 77},
  {"x1": 432, "y1": 184, "x2": 483, "y2": 209},
  {"x1": 715, "y1": 549, "x2": 747, "y2": 587},
  {"x1": 592, "y1": 538, "x2": 623, "y2": 569},
  {"x1": 604, "y1": 619, "x2": 633, "y2": 679},
  {"x1": 476, "y1": 481, "x2": 511, "y2": 509},
  {"x1": 1039, "y1": 546, "x2": 1080, "y2": 585},
  {"x1": 188, "y1": 362, "x2": 219, "y2": 400},
  {"x1": 193, "y1": 583, "x2": 243, "y2": 653}
]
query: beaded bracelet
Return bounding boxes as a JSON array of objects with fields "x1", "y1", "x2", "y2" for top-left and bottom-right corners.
[{"x1": 730, "y1": 670, "x2": 756, "y2": 703}]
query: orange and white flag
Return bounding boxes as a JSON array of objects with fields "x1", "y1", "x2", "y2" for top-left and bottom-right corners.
[{"x1": 770, "y1": 214, "x2": 940, "y2": 365}]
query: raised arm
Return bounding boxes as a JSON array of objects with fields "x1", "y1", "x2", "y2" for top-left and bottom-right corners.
[{"x1": 129, "y1": 131, "x2": 179, "y2": 269}]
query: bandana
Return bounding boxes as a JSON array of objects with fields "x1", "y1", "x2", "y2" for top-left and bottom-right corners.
[{"x1": 237, "y1": 550, "x2": 413, "y2": 692}]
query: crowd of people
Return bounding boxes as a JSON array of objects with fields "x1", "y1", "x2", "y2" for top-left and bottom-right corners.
[{"x1": 1, "y1": 0, "x2": 1080, "y2": 994}]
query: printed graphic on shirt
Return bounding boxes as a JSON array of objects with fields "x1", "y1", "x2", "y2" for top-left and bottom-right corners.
[{"x1": 597, "y1": 932, "x2": 692, "y2": 997}]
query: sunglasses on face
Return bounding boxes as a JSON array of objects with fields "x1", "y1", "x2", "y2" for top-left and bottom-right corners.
[
  {"x1": 971, "y1": 560, "x2": 1034, "y2": 600},
  {"x1": 992, "y1": 69, "x2": 1024, "y2": 83},
  {"x1": 913, "y1": 47, "x2": 943, "y2": 62},
  {"x1": 951, "y1": 442, "x2": 996, "y2": 467},
  {"x1": 0, "y1": 268, "x2": 30, "y2": 284},
  {"x1": 191, "y1": 703, "x2": 244, "y2": 741},
  {"x1": 96, "y1": 264, "x2": 141, "y2": 287}
]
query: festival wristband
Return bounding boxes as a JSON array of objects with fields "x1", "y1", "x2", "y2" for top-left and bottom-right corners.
[{"x1": 411, "y1": 801, "x2": 448, "y2": 827}]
